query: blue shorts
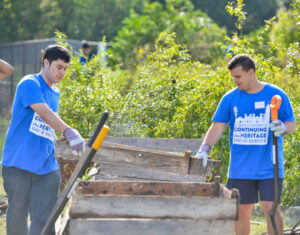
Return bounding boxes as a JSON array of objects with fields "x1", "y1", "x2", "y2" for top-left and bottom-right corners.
[{"x1": 226, "y1": 178, "x2": 283, "y2": 204}]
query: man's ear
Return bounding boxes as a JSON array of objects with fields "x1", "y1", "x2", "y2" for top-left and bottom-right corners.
[
  {"x1": 43, "y1": 59, "x2": 49, "y2": 68},
  {"x1": 249, "y1": 68, "x2": 255, "y2": 77}
]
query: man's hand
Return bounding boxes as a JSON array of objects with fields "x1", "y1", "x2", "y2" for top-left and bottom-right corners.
[
  {"x1": 270, "y1": 120, "x2": 288, "y2": 137},
  {"x1": 195, "y1": 144, "x2": 212, "y2": 168},
  {"x1": 63, "y1": 128, "x2": 86, "y2": 156}
]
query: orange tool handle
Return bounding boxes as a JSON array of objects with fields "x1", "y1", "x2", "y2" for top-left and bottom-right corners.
[{"x1": 270, "y1": 95, "x2": 282, "y2": 121}]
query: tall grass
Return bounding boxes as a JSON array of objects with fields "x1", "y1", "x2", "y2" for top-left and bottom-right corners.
[
  {"x1": 0, "y1": 117, "x2": 10, "y2": 174},
  {"x1": 0, "y1": 118, "x2": 9, "y2": 235}
]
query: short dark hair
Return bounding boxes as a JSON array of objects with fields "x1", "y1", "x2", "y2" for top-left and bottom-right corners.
[
  {"x1": 43, "y1": 45, "x2": 71, "y2": 66},
  {"x1": 227, "y1": 54, "x2": 256, "y2": 72},
  {"x1": 81, "y1": 41, "x2": 91, "y2": 49}
]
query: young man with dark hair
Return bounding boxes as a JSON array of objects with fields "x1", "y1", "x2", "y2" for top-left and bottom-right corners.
[
  {"x1": 196, "y1": 54, "x2": 296, "y2": 235},
  {"x1": 80, "y1": 41, "x2": 95, "y2": 65},
  {"x1": 2, "y1": 44, "x2": 86, "y2": 235}
]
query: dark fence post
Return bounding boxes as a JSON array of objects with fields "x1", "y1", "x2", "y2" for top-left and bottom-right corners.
[{"x1": 10, "y1": 44, "x2": 14, "y2": 104}]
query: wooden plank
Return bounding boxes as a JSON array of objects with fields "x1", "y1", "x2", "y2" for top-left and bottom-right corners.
[
  {"x1": 55, "y1": 202, "x2": 70, "y2": 235},
  {"x1": 55, "y1": 139, "x2": 220, "y2": 177},
  {"x1": 76, "y1": 180, "x2": 216, "y2": 197},
  {"x1": 55, "y1": 139, "x2": 190, "y2": 175},
  {"x1": 67, "y1": 218, "x2": 234, "y2": 235},
  {"x1": 188, "y1": 157, "x2": 220, "y2": 176},
  {"x1": 96, "y1": 164, "x2": 207, "y2": 182},
  {"x1": 70, "y1": 194, "x2": 237, "y2": 220},
  {"x1": 106, "y1": 137, "x2": 202, "y2": 152}
]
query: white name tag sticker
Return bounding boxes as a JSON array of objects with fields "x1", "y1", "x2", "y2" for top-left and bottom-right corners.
[{"x1": 255, "y1": 101, "x2": 265, "y2": 109}]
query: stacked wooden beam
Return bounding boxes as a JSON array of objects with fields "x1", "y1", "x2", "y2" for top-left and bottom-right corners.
[
  {"x1": 63, "y1": 178, "x2": 238, "y2": 235},
  {"x1": 56, "y1": 138, "x2": 220, "y2": 185},
  {"x1": 55, "y1": 137, "x2": 238, "y2": 235}
]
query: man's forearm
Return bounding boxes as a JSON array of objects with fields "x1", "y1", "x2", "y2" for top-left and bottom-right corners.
[
  {"x1": 284, "y1": 121, "x2": 296, "y2": 135},
  {"x1": 30, "y1": 103, "x2": 69, "y2": 133},
  {"x1": 202, "y1": 122, "x2": 227, "y2": 147},
  {"x1": 0, "y1": 59, "x2": 14, "y2": 80}
]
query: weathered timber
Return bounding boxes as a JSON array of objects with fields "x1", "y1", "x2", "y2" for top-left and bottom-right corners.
[
  {"x1": 105, "y1": 137, "x2": 202, "y2": 152},
  {"x1": 63, "y1": 179, "x2": 239, "y2": 235},
  {"x1": 55, "y1": 202, "x2": 70, "y2": 235},
  {"x1": 67, "y1": 218, "x2": 235, "y2": 235},
  {"x1": 55, "y1": 139, "x2": 220, "y2": 178},
  {"x1": 96, "y1": 164, "x2": 206, "y2": 182},
  {"x1": 56, "y1": 139, "x2": 189, "y2": 174},
  {"x1": 77, "y1": 180, "x2": 217, "y2": 197},
  {"x1": 188, "y1": 156, "x2": 220, "y2": 176},
  {"x1": 70, "y1": 194, "x2": 237, "y2": 220}
]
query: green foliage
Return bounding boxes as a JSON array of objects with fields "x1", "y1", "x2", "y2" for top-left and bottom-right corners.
[
  {"x1": 246, "y1": 5, "x2": 299, "y2": 60},
  {"x1": 109, "y1": 0, "x2": 227, "y2": 68},
  {"x1": 59, "y1": 52, "x2": 122, "y2": 137},
  {"x1": 226, "y1": 0, "x2": 246, "y2": 34},
  {"x1": 0, "y1": 0, "x2": 44, "y2": 42},
  {"x1": 0, "y1": 0, "x2": 146, "y2": 43},
  {"x1": 64, "y1": 0, "x2": 145, "y2": 41},
  {"x1": 269, "y1": 8, "x2": 300, "y2": 48},
  {"x1": 192, "y1": 0, "x2": 282, "y2": 34},
  {"x1": 114, "y1": 31, "x2": 233, "y2": 179},
  {"x1": 0, "y1": 0, "x2": 291, "y2": 44},
  {"x1": 57, "y1": 0, "x2": 298, "y2": 207}
]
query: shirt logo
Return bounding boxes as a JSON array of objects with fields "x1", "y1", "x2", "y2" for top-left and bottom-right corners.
[
  {"x1": 29, "y1": 112, "x2": 55, "y2": 142},
  {"x1": 232, "y1": 105, "x2": 270, "y2": 145}
]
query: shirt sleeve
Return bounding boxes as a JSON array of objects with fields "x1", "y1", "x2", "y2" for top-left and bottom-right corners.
[
  {"x1": 278, "y1": 92, "x2": 296, "y2": 123},
  {"x1": 17, "y1": 78, "x2": 46, "y2": 108},
  {"x1": 212, "y1": 95, "x2": 231, "y2": 123}
]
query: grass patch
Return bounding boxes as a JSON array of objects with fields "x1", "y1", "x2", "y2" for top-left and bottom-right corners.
[
  {"x1": 0, "y1": 117, "x2": 10, "y2": 162},
  {"x1": 0, "y1": 116, "x2": 9, "y2": 234},
  {"x1": 0, "y1": 177, "x2": 6, "y2": 234},
  {"x1": 251, "y1": 222, "x2": 267, "y2": 235}
]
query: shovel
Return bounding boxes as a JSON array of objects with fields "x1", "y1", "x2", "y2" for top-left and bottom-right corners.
[
  {"x1": 269, "y1": 95, "x2": 282, "y2": 235},
  {"x1": 41, "y1": 111, "x2": 110, "y2": 235}
]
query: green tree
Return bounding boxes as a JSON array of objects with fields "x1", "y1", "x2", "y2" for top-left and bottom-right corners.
[
  {"x1": 191, "y1": 0, "x2": 284, "y2": 34},
  {"x1": 0, "y1": 0, "x2": 146, "y2": 43},
  {"x1": 65, "y1": 0, "x2": 145, "y2": 41},
  {"x1": 270, "y1": 7, "x2": 300, "y2": 48},
  {"x1": 0, "y1": 0, "x2": 45, "y2": 42},
  {"x1": 109, "y1": 0, "x2": 227, "y2": 68}
]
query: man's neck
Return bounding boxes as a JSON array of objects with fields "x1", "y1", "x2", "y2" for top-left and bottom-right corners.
[
  {"x1": 247, "y1": 80, "x2": 265, "y2": 94},
  {"x1": 40, "y1": 70, "x2": 53, "y2": 88}
]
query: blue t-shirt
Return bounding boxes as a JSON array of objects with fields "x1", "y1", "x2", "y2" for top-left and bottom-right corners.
[
  {"x1": 2, "y1": 74, "x2": 60, "y2": 174},
  {"x1": 213, "y1": 84, "x2": 295, "y2": 179},
  {"x1": 80, "y1": 52, "x2": 95, "y2": 65}
]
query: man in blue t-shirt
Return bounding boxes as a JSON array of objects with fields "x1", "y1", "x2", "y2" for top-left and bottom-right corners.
[
  {"x1": 196, "y1": 54, "x2": 296, "y2": 235},
  {"x1": 1, "y1": 45, "x2": 86, "y2": 235},
  {"x1": 79, "y1": 41, "x2": 95, "y2": 65}
]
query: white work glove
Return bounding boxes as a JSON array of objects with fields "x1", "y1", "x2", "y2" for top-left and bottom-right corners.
[
  {"x1": 63, "y1": 128, "x2": 86, "y2": 156},
  {"x1": 195, "y1": 144, "x2": 212, "y2": 168},
  {"x1": 270, "y1": 120, "x2": 288, "y2": 137}
]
